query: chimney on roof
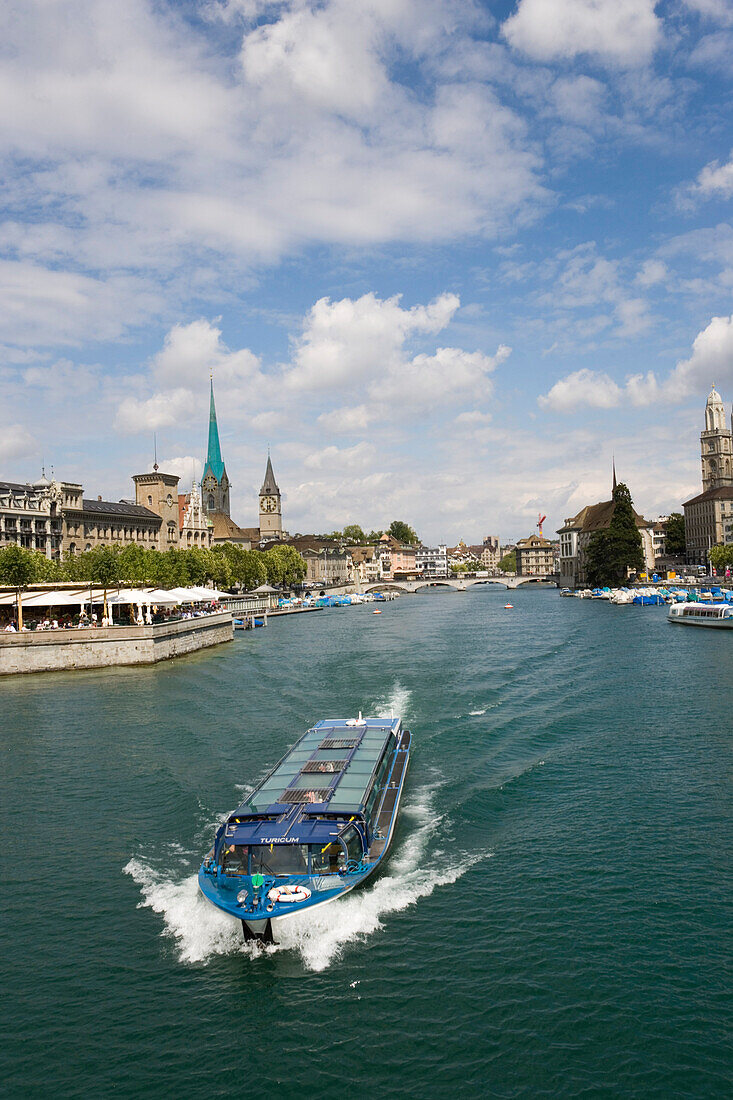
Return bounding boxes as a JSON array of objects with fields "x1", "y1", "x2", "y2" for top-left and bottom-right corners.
[{"x1": 98, "y1": 494, "x2": 102, "y2": 501}]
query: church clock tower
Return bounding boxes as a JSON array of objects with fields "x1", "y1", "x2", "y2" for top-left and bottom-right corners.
[
  {"x1": 259, "y1": 455, "x2": 283, "y2": 539},
  {"x1": 701, "y1": 385, "x2": 733, "y2": 492},
  {"x1": 201, "y1": 379, "x2": 231, "y2": 516}
]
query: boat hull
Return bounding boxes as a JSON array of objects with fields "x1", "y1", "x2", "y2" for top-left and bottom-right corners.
[
  {"x1": 668, "y1": 617, "x2": 733, "y2": 628},
  {"x1": 198, "y1": 728, "x2": 411, "y2": 942}
]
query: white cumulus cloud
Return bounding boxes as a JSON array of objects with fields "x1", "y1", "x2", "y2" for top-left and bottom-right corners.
[
  {"x1": 376, "y1": 345, "x2": 510, "y2": 408},
  {"x1": 502, "y1": 0, "x2": 661, "y2": 66},
  {"x1": 115, "y1": 388, "x2": 195, "y2": 434},
  {"x1": 690, "y1": 151, "x2": 733, "y2": 201},
  {"x1": 285, "y1": 292, "x2": 460, "y2": 391},
  {"x1": 0, "y1": 423, "x2": 36, "y2": 461},
  {"x1": 538, "y1": 368, "x2": 623, "y2": 411},
  {"x1": 539, "y1": 313, "x2": 733, "y2": 411}
]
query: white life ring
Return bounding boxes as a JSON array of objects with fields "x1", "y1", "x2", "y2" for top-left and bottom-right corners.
[{"x1": 267, "y1": 883, "x2": 312, "y2": 904}]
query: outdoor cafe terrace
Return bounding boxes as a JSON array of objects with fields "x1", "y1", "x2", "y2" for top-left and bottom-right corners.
[{"x1": 0, "y1": 585, "x2": 227, "y2": 632}]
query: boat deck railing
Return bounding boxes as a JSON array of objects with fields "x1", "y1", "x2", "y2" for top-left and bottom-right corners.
[{"x1": 368, "y1": 729, "x2": 411, "y2": 861}]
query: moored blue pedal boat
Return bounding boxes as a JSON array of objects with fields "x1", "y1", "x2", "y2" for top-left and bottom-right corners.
[{"x1": 198, "y1": 716, "x2": 411, "y2": 942}]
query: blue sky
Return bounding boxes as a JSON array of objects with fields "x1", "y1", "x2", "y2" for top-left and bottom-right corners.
[{"x1": 2, "y1": 0, "x2": 733, "y2": 543}]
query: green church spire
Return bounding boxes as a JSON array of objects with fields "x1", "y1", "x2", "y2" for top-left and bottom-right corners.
[{"x1": 204, "y1": 378, "x2": 225, "y2": 484}]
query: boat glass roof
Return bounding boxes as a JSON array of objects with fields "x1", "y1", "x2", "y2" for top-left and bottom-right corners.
[{"x1": 233, "y1": 718, "x2": 400, "y2": 816}]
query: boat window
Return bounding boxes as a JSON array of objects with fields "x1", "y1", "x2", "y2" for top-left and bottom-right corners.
[
  {"x1": 249, "y1": 844, "x2": 309, "y2": 876},
  {"x1": 340, "y1": 826, "x2": 363, "y2": 864},
  {"x1": 310, "y1": 841, "x2": 346, "y2": 875},
  {"x1": 220, "y1": 844, "x2": 249, "y2": 875},
  {"x1": 365, "y1": 748, "x2": 394, "y2": 823}
]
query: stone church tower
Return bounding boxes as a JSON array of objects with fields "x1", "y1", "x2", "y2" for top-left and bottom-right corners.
[
  {"x1": 259, "y1": 455, "x2": 283, "y2": 539},
  {"x1": 701, "y1": 385, "x2": 733, "y2": 491},
  {"x1": 132, "y1": 467, "x2": 181, "y2": 549},
  {"x1": 201, "y1": 379, "x2": 231, "y2": 516}
]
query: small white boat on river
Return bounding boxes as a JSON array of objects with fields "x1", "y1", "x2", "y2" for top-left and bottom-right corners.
[{"x1": 668, "y1": 603, "x2": 733, "y2": 628}]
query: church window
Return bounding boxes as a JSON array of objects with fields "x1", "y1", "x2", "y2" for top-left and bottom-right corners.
[
  {"x1": 148, "y1": 495, "x2": 152, "y2": 505},
  {"x1": 208, "y1": 495, "x2": 215, "y2": 510}
]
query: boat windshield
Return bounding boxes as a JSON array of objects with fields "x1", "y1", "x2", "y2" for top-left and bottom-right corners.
[
  {"x1": 220, "y1": 844, "x2": 249, "y2": 875},
  {"x1": 341, "y1": 825, "x2": 363, "y2": 864},
  {"x1": 310, "y1": 841, "x2": 346, "y2": 875},
  {"x1": 249, "y1": 844, "x2": 309, "y2": 876}
]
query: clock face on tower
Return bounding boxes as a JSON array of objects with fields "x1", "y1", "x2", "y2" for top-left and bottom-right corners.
[{"x1": 261, "y1": 495, "x2": 277, "y2": 513}]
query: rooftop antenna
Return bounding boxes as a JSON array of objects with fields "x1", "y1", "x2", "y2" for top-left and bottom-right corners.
[{"x1": 153, "y1": 433, "x2": 159, "y2": 473}]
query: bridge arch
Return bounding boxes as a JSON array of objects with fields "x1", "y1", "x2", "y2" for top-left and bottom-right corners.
[{"x1": 363, "y1": 575, "x2": 556, "y2": 594}]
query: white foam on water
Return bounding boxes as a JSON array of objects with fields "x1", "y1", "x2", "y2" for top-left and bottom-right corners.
[
  {"x1": 124, "y1": 785, "x2": 487, "y2": 972},
  {"x1": 124, "y1": 858, "x2": 249, "y2": 964},
  {"x1": 469, "y1": 709, "x2": 487, "y2": 716},
  {"x1": 262, "y1": 784, "x2": 485, "y2": 972},
  {"x1": 369, "y1": 683, "x2": 412, "y2": 719}
]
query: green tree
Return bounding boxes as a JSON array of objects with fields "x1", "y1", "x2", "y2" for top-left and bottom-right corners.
[
  {"x1": 207, "y1": 546, "x2": 233, "y2": 589},
  {"x1": 665, "y1": 512, "x2": 686, "y2": 556},
  {"x1": 585, "y1": 482, "x2": 644, "y2": 586},
  {"x1": 239, "y1": 549, "x2": 268, "y2": 590},
  {"x1": 0, "y1": 545, "x2": 38, "y2": 629},
  {"x1": 215, "y1": 543, "x2": 267, "y2": 590},
  {"x1": 498, "y1": 550, "x2": 516, "y2": 573},
  {"x1": 389, "y1": 520, "x2": 419, "y2": 545},
  {"x1": 342, "y1": 524, "x2": 366, "y2": 544},
  {"x1": 262, "y1": 545, "x2": 306, "y2": 587},
  {"x1": 116, "y1": 544, "x2": 152, "y2": 585},
  {"x1": 366, "y1": 530, "x2": 383, "y2": 542},
  {"x1": 584, "y1": 530, "x2": 611, "y2": 587},
  {"x1": 86, "y1": 545, "x2": 121, "y2": 623},
  {"x1": 709, "y1": 545, "x2": 733, "y2": 571}
]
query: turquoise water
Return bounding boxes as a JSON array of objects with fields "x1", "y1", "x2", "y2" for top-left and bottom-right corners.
[{"x1": 1, "y1": 589, "x2": 730, "y2": 1098}]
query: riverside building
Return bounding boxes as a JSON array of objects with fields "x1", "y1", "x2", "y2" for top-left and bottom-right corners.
[
  {"x1": 683, "y1": 386, "x2": 733, "y2": 566},
  {"x1": 415, "y1": 544, "x2": 447, "y2": 576},
  {"x1": 178, "y1": 481, "x2": 213, "y2": 549},
  {"x1": 0, "y1": 472, "x2": 169, "y2": 557},
  {"x1": 515, "y1": 534, "x2": 555, "y2": 577},
  {"x1": 557, "y1": 472, "x2": 654, "y2": 588},
  {"x1": 0, "y1": 474, "x2": 64, "y2": 558}
]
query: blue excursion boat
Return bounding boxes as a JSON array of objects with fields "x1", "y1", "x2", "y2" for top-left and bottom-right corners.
[{"x1": 198, "y1": 716, "x2": 411, "y2": 942}]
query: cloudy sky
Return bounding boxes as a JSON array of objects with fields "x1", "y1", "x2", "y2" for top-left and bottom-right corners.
[{"x1": 2, "y1": 0, "x2": 733, "y2": 543}]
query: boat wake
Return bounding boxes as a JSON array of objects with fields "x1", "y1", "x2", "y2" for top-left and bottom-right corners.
[
  {"x1": 123, "y1": 784, "x2": 487, "y2": 972},
  {"x1": 370, "y1": 683, "x2": 412, "y2": 720}
]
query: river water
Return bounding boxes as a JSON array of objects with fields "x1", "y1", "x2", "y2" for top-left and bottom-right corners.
[{"x1": 1, "y1": 588, "x2": 730, "y2": 1098}]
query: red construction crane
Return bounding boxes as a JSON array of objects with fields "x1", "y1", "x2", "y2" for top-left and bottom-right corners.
[{"x1": 537, "y1": 513, "x2": 546, "y2": 538}]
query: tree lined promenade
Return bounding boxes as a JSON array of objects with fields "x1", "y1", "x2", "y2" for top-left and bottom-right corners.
[{"x1": 0, "y1": 542, "x2": 306, "y2": 593}]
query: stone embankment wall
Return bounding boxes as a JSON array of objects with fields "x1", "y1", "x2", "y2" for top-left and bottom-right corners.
[{"x1": 0, "y1": 612, "x2": 233, "y2": 676}]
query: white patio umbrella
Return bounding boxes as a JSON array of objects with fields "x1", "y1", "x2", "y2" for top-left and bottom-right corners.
[
  {"x1": 21, "y1": 589, "x2": 91, "y2": 607},
  {"x1": 164, "y1": 587, "x2": 198, "y2": 602},
  {"x1": 106, "y1": 589, "x2": 152, "y2": 604},
  {"x1": 188, "y1": 586, "x2": 227, "y2": 600},
  {"x1": 144, "y1": 589, "x2": 181, "y2": 604}
]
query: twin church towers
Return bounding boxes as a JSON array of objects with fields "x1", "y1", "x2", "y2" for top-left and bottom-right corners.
[{"x1": 201, "y1": 379, "x2": 283, "y2": 542}]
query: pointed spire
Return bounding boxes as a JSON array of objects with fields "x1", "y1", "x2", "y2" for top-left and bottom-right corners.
[
  {"x1": 612, "y1": 455, "x2": 617, "y2": 493},
  {"x1": 204, "y1": 378, "x2": 225, "y2": 483},
  {"x1": 260, "y1": 453, "x2": 280, "y2": 495}
]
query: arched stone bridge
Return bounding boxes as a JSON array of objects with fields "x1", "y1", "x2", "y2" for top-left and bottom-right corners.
[{"x1": 364, "y1": 575, "x2": 558, "y2": 593}]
